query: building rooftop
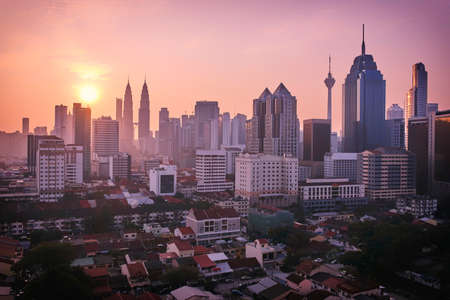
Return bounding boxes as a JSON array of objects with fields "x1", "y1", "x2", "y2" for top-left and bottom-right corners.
[
  {"x1": 191, "y1": 206, "x2": 239, "y2": 220},
  {"x1": 193, "y1": 254, "x2": 216, "y2": 268}
]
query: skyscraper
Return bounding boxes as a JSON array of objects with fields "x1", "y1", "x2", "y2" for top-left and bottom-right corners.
[
  {"x1": 303, "y1": 119, "x2": 331, "y2": 161},
  {"x1": 194, "y1": 101, "x2": 220, "y2": 150},
  {"x1": 427, "y1": 103, "x2": 438, "y2": 115},
  {"x1": 324, "y1": 56, "x2": 335, "y2": 122},
  {"x1": 116, "y1": 98, "x2": 123, "y2": 124},
  {"x1": 221, "y1": 112, "x2": 231, "y2": 146},
  {"x1": 342, "y1": 25, "x2": 386, "y2": 152},
  {"x1": 22, "y1": 117, "x2": 29, "y2": 135},
  {"x1": 158, "y1": 107, "x2": 170, "y2": 156},
  {"x1": 231, "y1": 113, "x2": 247, "y2": 146},
  {"x1": 73, "y1": 103, "x2": 91, "y2": 180},
  {"x1": 387, "y1": 104, "x2": 404, "y2": 120},
  {"x1": 263, "y1": 83, "x2": 299, "y2": 157},
  {"x1": 54, "y1": 104, "x2": 67, "y2": 140},
  {"x1": 248, "y1": 88, "x2": 271, "y2": 153},
  {"x1": 122, "y1": 80, "x2": 134, "y2": 144},
  {"x1": 138, "y1": 79, "x2": 150, "y2": 151},
  {"x1": 37, "y1": 138, "x2": 65, "y2": 202},
  {"x1": 92, "y1": 116, "x2": 119, "y2": 157},
  {"x1": 405, "y1": 63, "x2": 428, "y2": 149}
]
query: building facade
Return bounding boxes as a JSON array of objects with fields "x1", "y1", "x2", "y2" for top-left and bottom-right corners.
[
  {"x1": 149, "y1": 165, "x2": 177, "y2": 196},
  {"x1": 37, "y1": 139, "x2": 65, "y2": 202},
  {"x1": 299, "y1": 178, "x2": 367, "y2": 212},
  {"x1": 303, "y1": 119, "x2": 331, "y2": 161},
  {"x1": 138, "y1": 80, "x2": 150, "y2": 152},
  {"x1": 235, "y1": 153, "x2": 298, "y2": 207},
  {"x1": 73, "y1": 103, "x2": 91, "y2": 180},
  {"x1": 358, "y1": 147, "x2": 416, "y2": 201},
  {"x1": 92, "y1": 116, "x2": 119, "y2": 157},
  {"x1": 323, "y1": 152, "x2": 358, "y2": 182},
  {"x1": 195, "y1": 150, "x2": 233, "y2": 193},
  {"x1": 342, "y1": 26, "x2": 386, "y2": 152},
  {"x1": 186, "y1": 207, "x2": 241, "y2": 245},
  {"x1": 64, "y1": 145, "x2": 83, "y2": 186}
]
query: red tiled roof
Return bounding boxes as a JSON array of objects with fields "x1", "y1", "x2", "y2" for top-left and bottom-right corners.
[
  {"x1": 257, "y1": 238, "x2": 269, "y2": 244},
  {"x1": 193, "y1": 254, "x2": 216, "y2": 268},
  {"x1": 85, "y1": 240, "x2": 100, "y2": 253},
  {"x1": 177, "y1": 227, "x2": 194, "y2": 235},
  {"x1": 85, "y1": 267, "x2": 109, "y2": 278},
  {"x1": 137, "y1": 292, "x2": 162, "y2": 300},
  {"x1": 127, "y1": 262, "x2": 147, "y2": 278},
  {"x1": 173, "y1": 239, "x2": 193, "y2": 251},
  {"x1": 164, "y1": 196, "x2": 184, "y2": 204},
  {"x1": 191, "y1": 206, "x2": 239, "y2": 220},
  {"x1": 296, "y1": 260, "x2": 320, "y2": 275},
  {"x1": 322, "y1": 277, "x2": 345, "y2": 290}
]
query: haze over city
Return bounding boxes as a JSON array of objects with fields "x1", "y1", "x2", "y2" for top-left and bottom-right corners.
[{"x1": 1, "y1": 0, "x2": 449, "y2": 133}]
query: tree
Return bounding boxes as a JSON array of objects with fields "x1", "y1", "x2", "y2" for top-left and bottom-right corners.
[
  {"x1": 161, "y1": 266, "x2": 199, "y2": 287},
  {"x1": 14, "y1": 242, "x2": 94, "y2": 300},
  {"x1": 84, "y1": 208, "x2": 113, "y2": 233},
  {"x1": 30, "y1": 230, "x2": 63, "y2": 247}
]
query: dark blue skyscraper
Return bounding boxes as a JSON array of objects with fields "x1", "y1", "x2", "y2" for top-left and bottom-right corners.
[{"x1": 342, "y1": 25, "x2": 386, "y2": 152}]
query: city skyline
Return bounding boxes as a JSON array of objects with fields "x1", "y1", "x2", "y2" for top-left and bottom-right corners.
[{"x1": 0, "y1": 1, "x2": 449, "y2": 134}]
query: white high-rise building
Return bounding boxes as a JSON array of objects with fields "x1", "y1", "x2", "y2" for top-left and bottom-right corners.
[
  {"x1": 37, "y1": 139, "x2": 65, "y2": 202},
  {"x1": 195, "y1": 150, "x2": 233, "y2": 193},
  {"x1": 222, "y1": 145, "x2": 245, "y2": 175},
  {"x1": 64, "y1": 145, "x2": 83, "y2": 185},
  {"x1": 93, "y1": 116, "x2": 119, "y2": 157},
  {"x1": 149, "y1": 165, "x2": 177, "y2": 196},
  {"x1": 235, "y1": 153, "x2": 298, "y2": 207},
  {"x1": 324, "y1": 152, "x2": 358, "y2": 182}
]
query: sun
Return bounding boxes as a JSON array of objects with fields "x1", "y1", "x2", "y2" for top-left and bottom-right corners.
[{"x1": 79, "y1": 85, "x2": 99, "y2": 103}]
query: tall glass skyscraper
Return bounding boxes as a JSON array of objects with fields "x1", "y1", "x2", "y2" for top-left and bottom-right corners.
[{"x1": 342, "y1": 25, "x2": 386, "y2": 152}]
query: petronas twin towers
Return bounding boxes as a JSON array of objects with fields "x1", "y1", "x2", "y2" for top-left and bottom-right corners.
[{"x1": 121, "y1": 78, "x2": 150, "y2": 150}]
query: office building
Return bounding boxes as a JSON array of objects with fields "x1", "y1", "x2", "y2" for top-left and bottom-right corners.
[
  {"x1": 405, "y1": 63, "x2": 428, "y2": 148},
  {"x1": 36, "y1": 139, "x2": 65, "y2": 202},
  {"x1": 22, "y1": 118, "x2": 29, "y2": 135},
  {"x1": 299, "y1": 178, "x2": 367, "y2": 212},
  {"x1": 385, "y1": 118, "x2": 405, "y2": 149},
  {"x1": 231, "y1": 113, "x2": 247, "y2": 146},
  {"x1": 138, "y1": 79, "x2": 150, "y2": 151},
  {"x1": 358, "y1": 147, "x2": 416, "y2": 200},
  {"x1": 324, "y1": 152, "x2": 358, "y2": 182},
  {"x1": 186, "y1": 206, "x2": 240, "y2": 245},
  {"x1": 222, "y1": 145, "x2": 244, "y2": 175},
  {"x1": 298, "y1": 165, "x2": 312, "y2": 182},
  {"x1": 235, "y1": 153, "x2": 298, "y2": 207},
  {"x1": 64, "y1": 112, "x2": 73, "y2": 144},
  {"x1": 149, "y1": 165, "x2": 177, "y2": 196},
  {"x1": 195, "y1": 150, "x2": 233, "y2": 193},
  {"x1": 122, "y1": 80, "x2": 134, "y2": 144},
  {"x1": 73, "y1": 103, "x2": 91, "y2": 180},
  {"x1": 407, "y1": 116, "x2": 430, "y2": 194},
  {"x1": 64, "y1": 145, "x2": 83, "y2": 185},
  {"x1": 396, "y1": 195, "x2": 437, "y2": 218},
  {"x1": 431, "y1": 110, "x2": 450, "y2": 196},
  {"x1": 27, "y1": 135, "x2": 62, "y2": 176},
  {"x1": 387, "y1": 104, "x2": 404, "y2": 120},
  {"x1": 194, "y1": 101, "x2": 219, "y2": 150},
  {"x1": 324, "y1": 56, "x2": 335, "y2": 122},
  {"x1": 109, "y1": 152, "x2": 131, "y2": 181},
  {"x1": 34, "y1": 127, "x2": 47, "y2": 136},
  {"x1": 342, "y1": 25, "x2": 386, "y2": 152},
  {"x1": 330, "y1": 132, "x2": 338, "y2": 153},
  {"x1": 92, "y1": 116, "x2": 119, "y2": 157},
  {"x1": 303, "y1": 119, "x2": 331, "y2": 161},
  {"x1": 221, "y1": 112, "x2": 232, "y2": 146},
  {"x1": 116, "y1": 98, "x2": 123, "y2": 124},
  {"x1": 54, "y1": 105, "x2": 67, "y2": 139},
  {"x1": 248, "y1": 84, "x2": 299, "y2": 157}
]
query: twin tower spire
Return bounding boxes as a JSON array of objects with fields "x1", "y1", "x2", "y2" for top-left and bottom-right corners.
[{"x1": 121, "y1": 77, "x2": 150, "y2": 146}]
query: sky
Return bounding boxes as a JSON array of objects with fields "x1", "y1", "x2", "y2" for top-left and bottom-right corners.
[{"x1": 0, "y1": 0, "x2": 449, "y2": 134}]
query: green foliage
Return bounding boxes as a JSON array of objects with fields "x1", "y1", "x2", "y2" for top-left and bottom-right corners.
[
  {"x1": 30, "y1": 230, "x2": 63, "y2": 247},
  {"x1": 268, "y1": 226, "x2": 310, "y2": 250},
  {"x1": 84, "y1": 208, "x2": 113, "y2": 234},
  {"x1": 22, "y1": 266, "x2": 93, "y2": 300},
  {"x1": 161, "y1": 266, "x2": 199, "y2": 287},
  {"x1": 15, "y1": 242, "x2": 93, "y2": 299}
]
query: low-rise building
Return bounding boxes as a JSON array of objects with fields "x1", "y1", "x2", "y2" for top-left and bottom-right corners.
[
  {"x1": 186, "y1": 206, "x2": 241, "y2": 246},
  {"x1": 120, "y1": 262, "x2": 150, "y2": 288},
  {"x1": 396, "y1": 195, "x2": 438, "y2": 218},
  {"x1": 245, "y1": 239, "x2": 281, "y2": 268},
  {"x1": 174, "y1": 227, "x2": 195, "y2": 240},
  {"x1": 166, "y1": 240, "x2": 194, "y2": 258},
  {"x1": 299, "y1": 178, "x2": 367, "y2": 212}
]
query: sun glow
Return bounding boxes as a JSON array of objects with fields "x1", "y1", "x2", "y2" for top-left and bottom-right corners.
[{"x1": 79, "y1": 85, "x2": 99, "y2": 103}]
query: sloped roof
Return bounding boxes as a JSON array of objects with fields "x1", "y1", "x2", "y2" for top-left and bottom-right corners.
[
  {"x1": 273, "y1": 82, "x2": 292, "y2": 96},
  {"x1": 191, "y1": 206, "x2": 239, "y2": 220},
  {"x1": 177, "y1": 227, "x2": 194, "y2": 235},
  {"x1": 193, "y1": 254, "x2": 216, "y2": 268}
]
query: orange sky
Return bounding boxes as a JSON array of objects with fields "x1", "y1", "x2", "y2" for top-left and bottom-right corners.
[{"x1": 0, "y1": 0, "x2": 449, "y2": 134}]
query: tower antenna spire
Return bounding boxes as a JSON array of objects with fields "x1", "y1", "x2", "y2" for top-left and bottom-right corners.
[
  {"x1": 362, "y1": 24, "x2": 366, "y2": 55},
  {"x1": 329, "y1": 55, "x2": 331, "y2": 74}
]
